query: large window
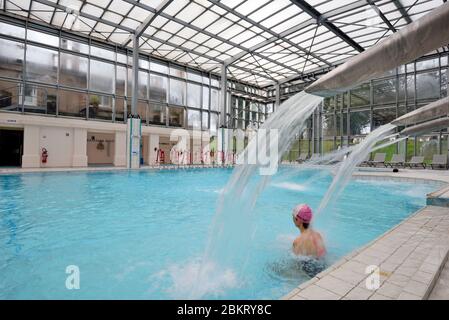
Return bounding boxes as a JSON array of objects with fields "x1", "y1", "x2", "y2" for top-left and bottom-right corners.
[
  {"x1": 0, "y1": 38, "x2": 24, "y2": 79},
  {"x1": 23, "y1": 85, "x2": 57, "y2": 115},
  {"x1": 89, "y1": 94, "x2": 113, "y2": 121},
  {"x1": 150, "y1": 74, "x2": 167, "y2": 102},
  {"x1": 116, "y1": 66, "x2": 127, "y2": 96},
  {"x1": 59, "y1": 53, "x2": 88, "y2": 89},
  {"x1": 90, "y1": 59, "x2": 114, "y2": 93},
  {"x1": 187, "y1": 83, "x2": 201, "y2": 108},
  {"x1": 416, "y1": 71, "x2": 440, "y2": 100},
  {"x1": 0, "y1": 81, "x2": 21, "y2": 112},
  {"x1": 26, "y1": 45, "x2": 58, "y2": 84},
  {"x1": 169, "y1": 79, "x2": 186, "y2": 105},
  {"x1": 187, "y1": 109, "x2": 201, "y2": 130},
  {"x1": 58, "y1": 90, "x2": 87, "y2": 118},
  {"x1": 149, "y1": 103, "x2": 165, "y2": 125},
  {"x1": 350, "y1": 111, "x2": 371, "y2": 135},
  {"x1": 169, "y1": 106, "x2": 184, "y2": 127}
]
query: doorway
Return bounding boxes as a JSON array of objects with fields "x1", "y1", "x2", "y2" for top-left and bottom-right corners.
[{"x1": 0, "y1": 129, "x2": 23, "y2": 167}]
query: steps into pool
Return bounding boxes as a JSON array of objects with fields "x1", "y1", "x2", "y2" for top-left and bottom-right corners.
[{"x1": 283, "y1": 206, "x2": 449, "y2": 300}]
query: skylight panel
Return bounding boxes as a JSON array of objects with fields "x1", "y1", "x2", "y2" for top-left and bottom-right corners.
[
  {"x1": 176, "y1": 2, "x2": 206, "y2": 23},
  {"x1": 121, "y1": 18, "x2": 141, "y2": 29},
  {"x1": 248, "y1": 0, "x2": 290, "y2": 23},
  {"x1": 191, "y1": 10, "x2": 220, "y2": 29},
  {"x1": 128, "y1": 6, "x2": 152, "y2": 22},
  {"x1": 30, "y1": 2, "x2": 54, "y2": 23},
  {"x1": 103, "y1": 11, "x2": 123, "y2": 24},
  {"x1": 109, "y1": 0, "x2": 133, "y2": 15},
  {"x1": 141, "y1": 0, "x2": 166, "y2": 9},
  {"x1": 205, "y1": 17, "x2": 234, "y2": 34},
  {"x1": 164, "y1": 0, "x2": 189, "y2": 16},
  {"x1": 82, "y1": 4, "x2": 104, "y2": 18},
  {"x1": 235, "y1": 0, "x2": 271, "y2": 17},
  {"x1": 60, "y1": 0, "x2": 82, "y2": 11}
]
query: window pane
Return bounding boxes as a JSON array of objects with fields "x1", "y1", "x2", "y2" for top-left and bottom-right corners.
[
  {"x1": 90, "y1": 45, "x2": 115, "y2": 61},
  {"x1": 202, "y1": 112, "x2": 209, "y2": 130},
  {"x1": 23, "y1": 85, "x2": 57, "y2": 115},
  {"x1": 202, "y1": 86, "x2": 209, "y2": 109},
  {"x1": 211, "y1": 77, "x2": 219, "y2": 87},
  {"x1": 139, "y1": 58, "x2": 149, "y2": 70},
  {"x1": 61, "y1": 38, "x2": 89, "y2": 54},
  {"x1": 170, "y1": 66, "x2": 186, "y2": 78},
  {"x1": 149, "y1": 103, "x2": 165, "y2": 125},
  {"x1": 90, "y1": 59, "x2": 114, "y2": 93},
  {"x1": 89, "y1": 94, "x2": 113, "y2": 121},
  {"x1": 210, "y1": 113, "x2": 218, "y2": 135},
  {"x1": 0, "y1": 22, "x2": 25, "y2": 38},
  {"x1": 138, "y1": 101, "x2": 147, "y2": 124},
  {"x1": 150, "y1": 74, "x2": 167, "y2": 102},
  {"x1": 187, "y1": 71, "x2": 202, "y2": 82},
  {"x1": 27, "y1": 29, "x2": 59, "y2": 47},
  {"x1": 187, "y1": 109, "x2": 201, "y2": 130},
  {"x1": 416, "y1": 71, "x2": 440, "y2": 100},
  {"x1": 0, "y1": 81, "x2": 21, "y2": 112},
  {"x1": 116, "y1": 66, "x2": 127, "y2": 96},
  {"x1": 115, "y1": 97, "x2": 125, "y2": 123},
  {"x1": 169, "y1": 106, "x2": 184, "y2": 127},
  {"x1": 58, "y1": 90, "x2": 87, "y2": 118},
  {"x1": 210, "y1": 88, "x2": 219, "y2": 111},
  {"x1": 169, "y1": 78, "x2": 186, "y2": 105},
  {"x1": 372, "y1": 107, "x2": 397, "y2": 130},
  {"x1": 26, "y1": 45, "x2": 58, "y2": 84},
  {"x1": 350, "y1": 84, "x2": 370, "y2": 108},
  {"x1": 0, "y1": 38, "x2": 24, "y2": 79},
  {"x1": 138, "y1": 71, "x2": 149, "y2": 99},
  {"x1": 187, "y1": 83, "x2": 201, "y2": 108},
  {"x1": 150, "y1": 61, "x2": 168, "y2": 74},
  {"x1": 350, "y1": 111, "x2": 371, "y2": 135},
  {"x1": 322, "y1": 113, "x2": 335, "y2": 137},
  {"x1": 59, "y1": 53, "x2": 88, "y2": 88},
  {"x1": 373, "y1": 78, "x2": 396, "y2": 105}
]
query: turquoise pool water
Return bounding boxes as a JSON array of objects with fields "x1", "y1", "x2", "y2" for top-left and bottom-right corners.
[{"x1": 0, "y1": 168, "x2": 438, "y2": 299}]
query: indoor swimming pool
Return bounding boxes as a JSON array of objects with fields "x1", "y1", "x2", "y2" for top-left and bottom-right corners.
[{"x1": 0, "y1": 168, "x2": 439, "y2": 299}]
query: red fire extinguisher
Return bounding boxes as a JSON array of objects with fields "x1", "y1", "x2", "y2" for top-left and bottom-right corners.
[{"x1": 41, "y1": 148, "x2": 48, "y2": 164}]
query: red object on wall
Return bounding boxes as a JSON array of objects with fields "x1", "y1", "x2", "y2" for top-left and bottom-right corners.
[{"x1": 41, "y1": 148, "x2": 48, "y2": 164}]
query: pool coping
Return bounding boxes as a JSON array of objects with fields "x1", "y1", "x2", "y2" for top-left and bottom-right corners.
[{"x1": 0, "y1": 164, "x2": 235, "y2": 175}]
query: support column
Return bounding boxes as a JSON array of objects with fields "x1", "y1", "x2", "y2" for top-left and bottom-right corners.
[
  {"x1": 275, "y1": 83, "x2": 280, "y2": 111},
  {"x1": 114, "y1": 131, "x2": 126, "y2": 167},
  {"x1": 22, "y1": 125, "x2": 40, "y2": 168},
  {"x1": 127, "y1": 33, "x2": 141, "y2": 169},
  {"x1": 148, "y1": 134, "x2": 159, "y2": 165},
  {"x1": 220, "y1": 64, "x2": 227, "y2": 128},
  {"x1": 72, "y1": 128, "x2": 87, "y2": 167}
]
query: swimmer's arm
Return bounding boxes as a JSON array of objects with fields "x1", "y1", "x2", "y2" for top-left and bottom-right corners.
[{"x1": 292, "y1": 237, "x2": 304, "y2": 255}]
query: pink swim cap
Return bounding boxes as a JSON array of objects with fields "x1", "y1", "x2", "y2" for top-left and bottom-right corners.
[{"x1": 292, "y1": 204, "x2": 313, "y2": 223}]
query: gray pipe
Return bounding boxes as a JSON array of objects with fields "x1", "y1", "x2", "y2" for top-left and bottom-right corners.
[
  {"x1": 392, "y1": 97, "x2": 449, "y2": 126},
  {"x1": 305, "y1": 2, "x2": 449, "y2": 97},
  {"x1": 400, "y1": 117, "x2": 449, "y2": 136}
]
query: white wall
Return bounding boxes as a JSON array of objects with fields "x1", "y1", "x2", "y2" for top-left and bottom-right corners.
[
  {"x1": 39, "y1": 127, "x2": 74, "y2": 167},
  {"x1": 0, "y1": 113, "x2": 211, "y2": 168}
]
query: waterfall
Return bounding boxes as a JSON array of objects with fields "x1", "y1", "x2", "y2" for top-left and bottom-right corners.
[
  {"x1": 316, "y1": 123, "x2": 397, "y2": 216},
  {"x1": 189, "y1": 92, "x2": 323, "y2": 298}
]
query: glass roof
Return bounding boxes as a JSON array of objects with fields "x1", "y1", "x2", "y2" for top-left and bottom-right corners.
[{"x1": 1, "y1": 0, "x2": 445, "y2": 87}]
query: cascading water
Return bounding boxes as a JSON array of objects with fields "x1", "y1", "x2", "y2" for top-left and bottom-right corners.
[
  {"x1": 188, "y1": 92, "x2": 323, "y2": 298},
  {"x1": 316, "y1": 123, "x2": 397, "y2": 216}
]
